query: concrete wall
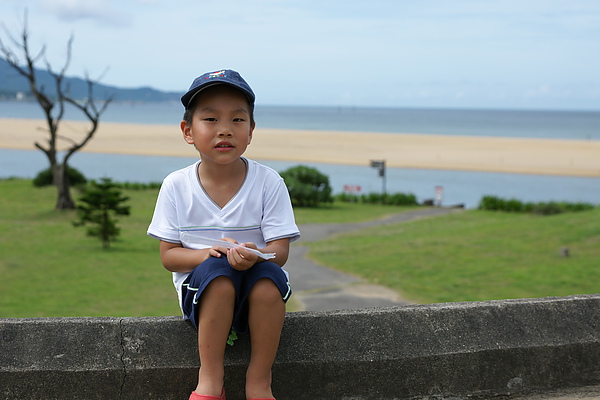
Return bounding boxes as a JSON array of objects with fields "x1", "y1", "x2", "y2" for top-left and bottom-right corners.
[{"x1": 1, "y1": 294, "x2": 599, "y2": 400}]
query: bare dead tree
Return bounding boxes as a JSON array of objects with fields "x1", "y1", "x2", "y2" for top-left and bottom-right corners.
[{"x1": 0, "y1": 12, "x2": 112, "y2": 209}]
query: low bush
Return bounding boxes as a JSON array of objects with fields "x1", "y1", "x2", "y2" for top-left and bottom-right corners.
[
  {"x1": 334, "y1": 192, "x2": 418, "y2": 206},
  {"x1": 33, "y1": 166, "x2": 87, "y2": 187},
  {"x1": 280, "y1": 165, "x2": 333, "y2": 207},
  {"x1": 478, "y1": 195, "x2": 595, "y2": 215},
  {"x1": 116, "y1": 181, "x2": 162, "y2": 190}
]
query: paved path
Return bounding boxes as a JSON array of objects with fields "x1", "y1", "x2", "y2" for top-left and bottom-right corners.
[{"x1": 286, "y1": 207, "x2": 463, "y2": 311}]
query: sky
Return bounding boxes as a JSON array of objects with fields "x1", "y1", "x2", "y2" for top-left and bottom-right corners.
[{"x1": 1, "y1": 0, "x2": 599, "y2": 110}]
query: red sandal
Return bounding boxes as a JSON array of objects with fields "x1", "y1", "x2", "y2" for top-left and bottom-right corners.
[{"x1": 188, "y1": 388, "x2": 226, "y2": 400}]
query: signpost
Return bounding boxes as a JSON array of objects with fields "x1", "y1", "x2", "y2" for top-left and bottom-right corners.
[{"x1": 370, "y1": 159, "x2": 386, "y2": 195}]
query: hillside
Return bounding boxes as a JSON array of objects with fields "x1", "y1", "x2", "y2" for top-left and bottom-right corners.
[{"x1": 0, "y1": 57, "x2": 180, "y2": 102}]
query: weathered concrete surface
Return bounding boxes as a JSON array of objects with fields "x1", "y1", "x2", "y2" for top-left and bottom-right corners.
[
  {"x1": 1, "y1": 294, "x2": 599, "y2": 400},
  {"x1": 510, "y1": 384, "x2": 600, "y2": 400}
]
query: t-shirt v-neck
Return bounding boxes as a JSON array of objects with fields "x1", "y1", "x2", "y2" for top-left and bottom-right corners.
[{"x1": 195, "y1": 158, "x2": 249, "y2": 212}]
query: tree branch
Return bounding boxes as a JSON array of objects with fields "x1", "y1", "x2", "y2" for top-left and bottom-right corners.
[{"x1": 1, "y1": 8, "x2": 112, "y2": 209}]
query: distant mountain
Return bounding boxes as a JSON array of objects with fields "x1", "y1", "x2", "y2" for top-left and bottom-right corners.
[{"x1": 0, "y1": 57, "x2": 180, "y2": 102}]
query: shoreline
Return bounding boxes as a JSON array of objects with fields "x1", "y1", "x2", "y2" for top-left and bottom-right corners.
[{"x1": 1, "y1": 118, "x2": 599, "y2": 178}]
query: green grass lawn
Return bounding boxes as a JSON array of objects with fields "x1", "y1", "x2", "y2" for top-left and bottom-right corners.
[
  {"x1": 0, "y1": 179, "x2": 180, "y2": 318},
  {"x1": 305, "y1": 207, "x2": 600, "y2": 304},
  {"x1": 0, "y1": 179, "x2": 402, "y2": 318},
  {"x1": 1, "y1": 179, "x2": 598, "y2": 317}
]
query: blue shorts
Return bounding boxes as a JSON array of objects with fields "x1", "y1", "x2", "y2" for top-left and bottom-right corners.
[{"x1": 180, "y1": 256, "x2": 292, "y2": 334}]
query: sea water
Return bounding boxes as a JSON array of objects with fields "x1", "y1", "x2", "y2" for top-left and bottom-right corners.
[
  {"x1": 1, "y1": 101, "x2": 599, "y2": 208},
  {"x1": 2, "y1": 100, "x2": 599, "y2": 139}
]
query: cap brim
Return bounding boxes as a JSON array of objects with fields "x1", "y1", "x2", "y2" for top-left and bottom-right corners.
[{"x1": 181, "y1": 82, "x2": 255, "y2": 109}]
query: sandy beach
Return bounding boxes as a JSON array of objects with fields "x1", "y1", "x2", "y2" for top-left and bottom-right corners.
[{"x1": 1, "y1": 118, "x2": 599, "y2": 177}]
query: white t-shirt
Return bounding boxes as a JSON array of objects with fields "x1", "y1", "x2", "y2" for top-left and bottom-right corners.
[{"x1": 147, "y1": 158, "x2": 300, "y2": 306}]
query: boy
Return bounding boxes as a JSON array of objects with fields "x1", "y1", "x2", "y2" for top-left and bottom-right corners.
[{"x1": 147, "y1": 69, "x2": 300, "y2": 400}]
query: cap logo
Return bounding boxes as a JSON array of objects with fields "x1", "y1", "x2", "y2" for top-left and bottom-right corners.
[
  {"x1": 207, "y1": 70, "x2": 226, "y2": 79},
  {"x1": 182, "y1": 69, "x2": 254, "y2": 108}
]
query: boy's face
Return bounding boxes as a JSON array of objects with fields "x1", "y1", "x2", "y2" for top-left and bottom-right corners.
[{"x1": 181, "y1": 85, "x2": 255, "y2": 165}]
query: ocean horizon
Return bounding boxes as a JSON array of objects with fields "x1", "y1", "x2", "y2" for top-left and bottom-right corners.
[{"x1": 1, "y1": 100, "x2": 599, "y2": 140}]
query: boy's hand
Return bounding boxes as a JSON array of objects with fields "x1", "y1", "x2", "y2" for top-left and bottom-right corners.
[
  {"x1": 228, "y1": 242, "x2": 258, "y2": 271},
  {"x1": 209, "y1": 239, "x2": 258, "y2": 270},
  {"x1": 208, "y1": 237, "x2": 238, "y2": 259}
]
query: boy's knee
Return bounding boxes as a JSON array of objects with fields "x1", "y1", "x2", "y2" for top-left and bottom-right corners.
[
  {"x1": 249, "y1": 278, "x2": 283, "y2": 305},
  {"x1": 205, "y1": 276, "x2": 235, "y2": 298}
]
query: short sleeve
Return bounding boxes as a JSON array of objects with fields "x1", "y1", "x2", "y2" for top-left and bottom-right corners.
[
  {"x1": 147, "y1": 178, "x2": 181, "y2": 243},
  {"x1": 261, "y1": 177, "x2": 300, "y2": 244}
]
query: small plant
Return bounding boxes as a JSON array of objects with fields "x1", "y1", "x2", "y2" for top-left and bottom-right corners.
[{"x1": 73, "y1": 178, "x2": 130, "y2": 249}]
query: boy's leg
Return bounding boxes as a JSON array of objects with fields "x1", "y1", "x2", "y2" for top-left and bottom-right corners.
[
  {"x1": 245, "y1": 278, "x2": 286, "y2": 399},
  {"x1": 195, "y1": 276, "x2": 235, "y2": 397}
]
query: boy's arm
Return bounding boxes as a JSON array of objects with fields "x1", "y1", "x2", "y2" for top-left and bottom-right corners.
[
  {"x1": 159, "y1": 241, "x2": 214, "y2": 273},
  {"x1": 160, "y1": 237, "x2": 291, "y2": 273},
  {"x1": 260, "y1": 237, "x2": 291, "y2": 267}
]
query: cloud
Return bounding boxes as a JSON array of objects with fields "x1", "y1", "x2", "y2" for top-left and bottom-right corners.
[{"x1": 39, "y1": 0, "x2": 130, "y2": 27}]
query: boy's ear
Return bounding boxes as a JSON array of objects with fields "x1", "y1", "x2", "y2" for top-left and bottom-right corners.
[
  {"x1": 181, "y1": 120, "x2": 194, "y2": 144},
  {"x1": 248, "y1": 121, "x2": 255, "y2": 145}
]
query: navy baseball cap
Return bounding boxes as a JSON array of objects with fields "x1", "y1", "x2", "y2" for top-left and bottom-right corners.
[{"x1": 181, "y1": 69, "x2": 255, "y2": 109}]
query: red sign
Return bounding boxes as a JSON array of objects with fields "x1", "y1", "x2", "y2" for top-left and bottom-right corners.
[{"x1": 344, "y1": 185, "x2": 362, "y2": 193}]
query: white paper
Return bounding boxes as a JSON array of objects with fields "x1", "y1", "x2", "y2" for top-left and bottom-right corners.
[{"x1": 180, "y1": 232, "x2": 276, "y2": 260}]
